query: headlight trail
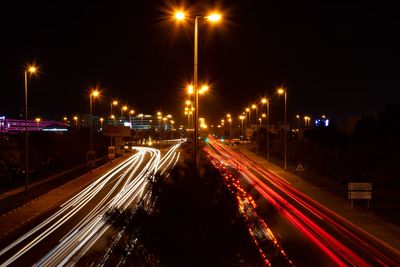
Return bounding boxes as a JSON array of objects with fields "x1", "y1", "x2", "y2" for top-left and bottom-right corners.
[{"x1": 0, "y1": 140, "x2": 185, "y2": 267}]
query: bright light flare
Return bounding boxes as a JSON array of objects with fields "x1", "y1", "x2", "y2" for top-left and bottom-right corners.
[
  {"x1": 207, "y1": 13, "x2": 222, "y2": 22},
  {"x1": 175, "y1": 11, "x2": 186, "y2": 20},
  {"x1": 187, "y1": 85, "x2": 194, "y2": 94},
  {"x1": 199, "y1": 85, "x2": 209, "y2": 94},
  {"x1": 277, "y1": 88, "x2": 285, "y2": 94},
  {"x1": 27, "y1": 65, "x2": 37, "y2": 74},
  {"x1": 91, "y1": 90, "x2": 100, "y2": 97},
  {"x1": 261, "y1": 98, "x2": 267, "y2": 104}
]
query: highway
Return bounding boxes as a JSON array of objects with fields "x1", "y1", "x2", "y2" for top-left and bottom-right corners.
[
  {"x1": 0, "y1": 141, "x2": 183, "y2": 266},
  {"x1": 205, "y1": 136, "x2": 400, "y2": 266}
]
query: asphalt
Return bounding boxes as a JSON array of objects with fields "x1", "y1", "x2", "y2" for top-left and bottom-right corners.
[
  {"x1": 0, "y1": 154, "x2": 131, "y2": 242},
  {"x1": 237, "y1": 146, "x2": 400, "y2": 251}
]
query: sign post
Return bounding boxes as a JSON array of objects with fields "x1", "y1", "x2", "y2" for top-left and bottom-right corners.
[
  {"x1": 296, "y1": 163, "x2": 305, "y2": 184},
  {"x1": 348, "y1": 183, "x2": 372, "y2": 208},
  {"x1": 108, "y1": 146, "x2": 115, "y2": 160}
]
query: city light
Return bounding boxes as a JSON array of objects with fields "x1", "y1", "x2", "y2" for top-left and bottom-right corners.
[
  {"x1": 199, "y1": 85, "x2": 209, "y2": 94},
  {"x1": 91, "y1": 89, "x2": 100, "y2": 97},
  {"x1": 277, "y1": 88, "x2": 285, "y2": 94},
  {"x1": 175, "y1": 11, "x2": 185, "y2": 20},
  {"x1": 261, "y1": 98, "x2": 267, "y2": 104},
  {"x1": 207, "y1": 13, "x2": 222, "y2": 22},
  {"x1": 187, "y1": 85, "x2": 194, "y2": 94},
  {"x1": 27, "y1": 65, "x2": 37, "y2": 74}
]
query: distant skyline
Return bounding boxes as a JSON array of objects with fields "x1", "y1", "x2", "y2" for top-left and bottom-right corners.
[{"x1": 1, "y1": 0, "x2": 399, "y2": 125}]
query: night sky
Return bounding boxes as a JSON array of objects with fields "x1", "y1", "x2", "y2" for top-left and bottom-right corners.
[{"x1": 1, "y1": 0, "x2": 399, "y2": 125}]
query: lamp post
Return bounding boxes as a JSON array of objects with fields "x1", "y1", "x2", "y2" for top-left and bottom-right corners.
[
  {"x1": 35, "y1": 117, "x2": 41, "y2": 129},
  {"x1": 100, "y1": 117, "x2": 104, "y2": 129},
  {"x1": 24, "y1": 64, "x2": 37, "y2": 195},
  {"x1": 252, "y1": 104, "x2": 259, "y2": 153},
  {"x1": 111, "y1": 100, "x2": 118, "y2": 120},
  {"x1": 175, "y1": 10, "x2": 221, "y2": 171},
  {"x1": 90, "y1": 89, "x2": 99, "y2": 171},
  {"x1": 239, "y1": 115, "x2": 245, "y2": 141},
  {"x1": 278, "y1": 88, "x2": 287, "y2": 171},
  {"x1": 261, "y1": 98, "x2": 270, "y2": 160},
  {"x1": 296, "y1": 114, "x2": 300, "y2": 130},
  {"x1": 121, "y1": 105, "x2": 128, "y2": 118},
  {"x1": 227, "y1": 115, "x2": 232, "y2": 140}
]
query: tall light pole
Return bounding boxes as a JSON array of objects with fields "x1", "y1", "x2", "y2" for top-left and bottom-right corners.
[
  {"x1": 90, "y1": 89, "x2": 99, "y2": 171},
  {"x1": 24, "y1": 64, "x2": 37, "y2": 195},
  {"x1": 175, "y1": 10, "x2": 221, "y2": 170},
  {"x1": 111, "y1": 100, "x2": 118, "y2": 117},
  {"x1": 261, "y1": 98, "x2": 270, "y2": 161},
  {"x1": 278, "y1": 88, "x2": 287, "y2": 171},
  {"x1": 252, "y1": 104, "x2": 259, "y2": 153},
  {"x1": 239, "y1": 115, "x2": 245, "y2": 141}
]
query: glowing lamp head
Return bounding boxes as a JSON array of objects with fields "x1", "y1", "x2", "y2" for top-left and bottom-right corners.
[
  {"x1": 245, "y1": 108, "x2": 250, "y2": 112},
  {"x1": 63, "y1": 117, "x2": 67, "y2": 121},
  {"x1": 27, "y1": 65, "x2": 37, "y2": 74},
  {"x1": 111, "y1": 115, "x2": 115, "y2": 119},
  {"x1": 35, "y1": 118, "x2": 41, "y2": 122},
  {"x1": 91, "y1": 90, "x2": 100, "y2": 97},
  {"x1": 73, "y1": 116, "x2": 78, "y2": 121},
  {"x1": 296, "y1": 115, "x2": 300, "y2": 118},
  {"x1": 100, "y1": 118, "x2": 104, "y2": 122},
  {"x1": 261, "y1": 98, "x2": 267, "y2": 104},
  {"x1": 251, "y1": 104, "x2": 257, "y2": 109},
  {"x1": 207, "y1": 13, "x2": 222, "y2": 22},
  {"x1": 187, "y1": 85, "x2": 194, "y2": 94},
  {"x1": 185, "y1": 100, "x2": 191, "y2": 105},
  {"x1": 199, "y1": 85, "x2": 209, "y2": 94},
  {"x1": 112, "y1": 100, "x2": 118, "y2": 106},
  {"x1": 277, "y1": 88, "x2": 285, "y2": 95},
  {"x1": 175, "y1": 11, "x2": 185, "y2": 20},
  {"x1": 130, "y1": 110, "x2": 134, "y2": 114},
  {"x1": 122, "y1": 106, "x2": 128, "y2": 111},
  {"x1": 262, "y1": 113, "x2": 266, "y2": 118}
]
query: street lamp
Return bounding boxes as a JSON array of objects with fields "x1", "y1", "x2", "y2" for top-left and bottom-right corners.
[
  {"x1": 175, "y1": 10, "x2": 222, "y2": 170},
  {"x1": 24, "y1": 64, "x2": 37, "y2": 195},
  {"x1": 89, "y1": 89, "x2": 100, "y2": 170},
  {"x1": 35, "y1": 117, "x2": 41, "y2": 128},
  {"x1": 121, "y1": 105, "x2": 128, "y2": 118},
  {"x1": 296, "y1": 114, "x2": 300, "y2": 130},
  {"x1": 261, "y1": 98, "x2": 270, "y2": 161},
  {"x1": 239, "y1": 115, "x2": 245, "y2": 141},
  {"x1": 100, "y1": 117, "x2": 104, "y2": 129},
  {"x1": 111, "y1": 100, "x2": 118, "y2": 117},
  {"x1": 228, "y1": 117, "x2": 232, "y2": 140},
  {"x1": 278, "y1": 88, "x2": 287, "y2": 170}
]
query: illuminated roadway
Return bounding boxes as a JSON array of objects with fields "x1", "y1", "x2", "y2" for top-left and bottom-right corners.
[
  {"x1": 0, "y1": 141, "x2": 183, "y2": 266},
  {"x1": 206, "y1": 136, "x2": 400, "y2": 266}
]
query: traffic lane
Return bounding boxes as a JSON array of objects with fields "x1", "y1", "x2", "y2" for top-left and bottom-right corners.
[
  {"x1": 74, "y1": 144, "x2": 182, "y2": 265},
  {"x1": 235, "y1": 151, "x2": 400, "y2": 266},
  {"x1": 211, "y1": 140, "x2": 400, "y2": 265},
  {"x1": 206, "y1": 143, "x2": 330, "y2": 266},
  {"x1": 0, "y1": 152, "x2": 151, "y2": 266}
]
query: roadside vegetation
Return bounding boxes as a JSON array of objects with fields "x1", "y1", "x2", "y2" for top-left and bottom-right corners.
[
  {"x1": 97, "y1": 144, "x2": 264, "y2": 266},
  {"x1": 0, "y1": 129, "x2": 108, "y2": 191}
]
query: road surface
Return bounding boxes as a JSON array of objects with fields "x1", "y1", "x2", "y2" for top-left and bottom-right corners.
[
  {"x1": 206, "y1": 136, "x2": 400, "y2": 266},
  {"x1": 0, "y1": 142, "x2": 183, "y2": 266}
]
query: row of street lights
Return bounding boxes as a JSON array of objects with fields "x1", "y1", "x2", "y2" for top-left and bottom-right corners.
[
  {"x1": 174, "y1": 9, "x2": 222, "y2": 170},
  {"x1": 223, "y1": 88, "x2": 287, "y2": 170}
]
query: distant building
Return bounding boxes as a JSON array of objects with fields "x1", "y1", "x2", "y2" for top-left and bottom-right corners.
[{"x1": 0, "y1": 116, "x2": 68, "y2": 134}]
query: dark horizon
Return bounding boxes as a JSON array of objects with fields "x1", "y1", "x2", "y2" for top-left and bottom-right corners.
[{"x1": 1, "y1": 0, "x2": 399, "y2": 125}]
